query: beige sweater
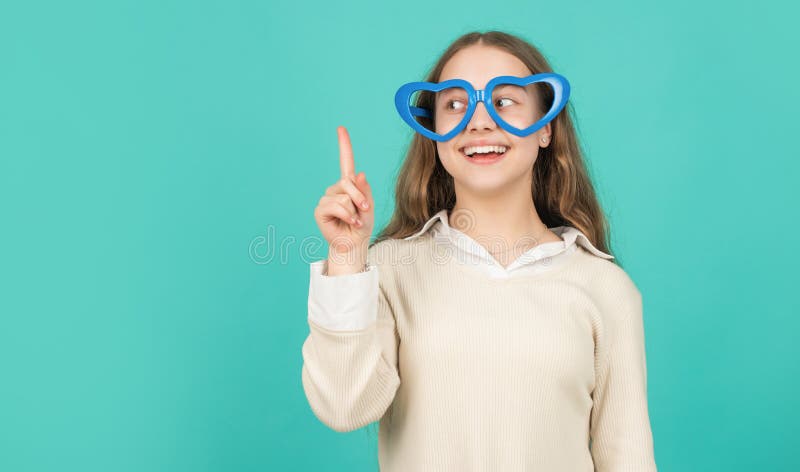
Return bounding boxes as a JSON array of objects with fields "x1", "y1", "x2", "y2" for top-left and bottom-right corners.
[{"x1": 301, "y1": 230, "x2": 657, "y2": 471}]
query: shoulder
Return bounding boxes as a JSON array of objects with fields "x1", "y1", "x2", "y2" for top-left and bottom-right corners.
[
  {"x1": 367, "y1": 234, "x2": 434, "y2": 277},
  {"x1": 567, "y1": 246, "x2": 643, "y2": 327},
  {"x1": 368, "y1": 235, "x2": 425, "y2": 264},
  {"x1": 365, "y1": 235, "x2": 437, "y2": 302},
  {"x1": 572, "y1": 246, "x2": 640, "y2": 297}
]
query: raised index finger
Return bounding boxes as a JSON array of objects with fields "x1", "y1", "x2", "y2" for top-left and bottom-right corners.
[{"x1": 337, "y1": 126, "x2": 356, "y2": 180}]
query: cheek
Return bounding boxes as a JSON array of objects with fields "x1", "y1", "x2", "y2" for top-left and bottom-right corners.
[
  {"x1": 506, "y1": 139, "x2": 540, "y2": 163},
  {"x1": 435, "y1": 145, "x2": 461, "y2": 175},
  {"x1": 517, "y1": 141, "x2": 541, "y2": 159},
  {"x1": 436, "y1": 143, "x2": 459, "y2": 163}
]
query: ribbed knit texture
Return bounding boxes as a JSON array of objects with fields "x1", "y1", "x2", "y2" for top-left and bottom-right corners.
[{"x1": 301, "y1": 231, "x2": 657, "y2": 471}]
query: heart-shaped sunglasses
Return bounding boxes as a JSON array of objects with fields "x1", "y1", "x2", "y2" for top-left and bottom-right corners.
[{"x1": 394, "y1": 72, "x2": 570, "y2": 142}]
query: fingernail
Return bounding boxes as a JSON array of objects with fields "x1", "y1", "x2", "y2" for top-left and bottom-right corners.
[
  {"x1": 356, "y1": 218, "x2": 362, "y2": 226},
  {"x1": 361, "y1": 201, "x2": 368, "y2": 209}
]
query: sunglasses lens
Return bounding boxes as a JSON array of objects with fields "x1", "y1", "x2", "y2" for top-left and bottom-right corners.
[
  {"x1": 408, "y1": 86, "x2": 470, "y2": 137},
  {"x1": 490, "y1": 82, "x2": 554, "y2": 133}
]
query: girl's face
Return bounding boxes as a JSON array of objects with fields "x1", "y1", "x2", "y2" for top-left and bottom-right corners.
[{"x1": 435, "y1": 45, "x2": 551, "y2": 195}]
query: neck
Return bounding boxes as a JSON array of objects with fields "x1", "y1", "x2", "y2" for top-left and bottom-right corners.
[{"x1": 449, "y1": 179, "x2": 562, "y2": 257}]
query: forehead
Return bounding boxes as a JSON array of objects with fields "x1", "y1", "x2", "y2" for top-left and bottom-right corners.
[{"x1": 439, "y1": 45, "x2": 531, "y2": 90}]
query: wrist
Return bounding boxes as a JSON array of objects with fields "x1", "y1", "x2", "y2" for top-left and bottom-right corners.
[{"x1": 326, "y1": 244, "x2": 369, "y2": 276}]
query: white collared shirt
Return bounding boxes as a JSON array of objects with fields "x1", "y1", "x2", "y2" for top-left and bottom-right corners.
[
  {"x1": 403, "y1": 208, "x2": 613, "y2": 278},
  {"x1": 308, "y1": 209, "x2": 614, "y2": 331}
]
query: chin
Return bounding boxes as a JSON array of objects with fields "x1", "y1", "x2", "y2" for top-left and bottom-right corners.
[{"x1": 455, "y1": 173, "x2": 517, "y2": 194}]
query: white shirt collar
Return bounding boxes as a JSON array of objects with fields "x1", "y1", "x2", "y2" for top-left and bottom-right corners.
[{"x1": 403, "y1": 208, "x2": 615, "y2": 262}]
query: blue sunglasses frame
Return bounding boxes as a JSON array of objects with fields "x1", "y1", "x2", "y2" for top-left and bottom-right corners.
[{"x1": 394, "y1": 72, "x2": 570, "y2": 142}]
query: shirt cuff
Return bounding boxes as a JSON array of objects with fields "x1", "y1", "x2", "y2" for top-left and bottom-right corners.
[{"x1": 307, "y1": 259, "x2": 379, "y2": 331}]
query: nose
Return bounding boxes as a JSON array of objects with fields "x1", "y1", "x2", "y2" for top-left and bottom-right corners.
[{"x1": 466, "y1": 100, "x2": 497, "y2": 133}]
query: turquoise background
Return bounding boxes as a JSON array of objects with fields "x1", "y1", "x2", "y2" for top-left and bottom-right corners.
[{"x1": 1, "y1": 0, "x2": 798, "y2": 470}]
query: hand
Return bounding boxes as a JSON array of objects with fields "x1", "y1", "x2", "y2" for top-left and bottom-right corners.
[{"x1": 313, "y1": 126, "x2": 375, "y2": 257}]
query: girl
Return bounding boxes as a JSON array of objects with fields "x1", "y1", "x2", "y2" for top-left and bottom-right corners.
[{"x1": 302, "y1": 30, "x2": 657, "y2": 471}]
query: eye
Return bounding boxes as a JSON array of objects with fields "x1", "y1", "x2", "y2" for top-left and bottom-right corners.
[
  {"x1": 445, "y1": 99, "x2": 466, "y2": 112},
  {"x1": 495, "y1": 97, "x2": 516, "y2": 108}
]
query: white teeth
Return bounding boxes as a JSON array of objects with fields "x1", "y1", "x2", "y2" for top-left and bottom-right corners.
[{"x1": 463, "y1": 145, "x2": 507, "y2": 157}]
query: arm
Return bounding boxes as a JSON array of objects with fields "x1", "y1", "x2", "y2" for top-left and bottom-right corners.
[
  {"x1": 301, "y1": 259, "x2": 401, "y2": 432},
  {"x1": 589, "y1": 289, "x2": 658, "y2": 471}
]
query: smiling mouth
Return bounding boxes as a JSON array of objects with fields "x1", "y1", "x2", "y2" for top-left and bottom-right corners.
[
  {"x1": 458, "y1": 149, "x2": 509, "y2": 165},
  {"x1": 459, "y1": 145, "x2": 510, "y2": 160}
]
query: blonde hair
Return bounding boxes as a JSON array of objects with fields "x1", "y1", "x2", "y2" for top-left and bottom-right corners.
[{"x1": 372, "y1": 30, "x2": 617, "y2": 262}]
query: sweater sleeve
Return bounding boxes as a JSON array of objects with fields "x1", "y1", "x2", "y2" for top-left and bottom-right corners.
[
  {"x1": 589, "y1": 289, "x2": 658, "y2": 471},
  {"x1": 300, "y1": 259, "x2": 401, "y2": 433}
]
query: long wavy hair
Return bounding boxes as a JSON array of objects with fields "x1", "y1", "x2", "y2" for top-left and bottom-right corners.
[{"x1": 371, "y1": 30, "x2": 617, "y2": 264}]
